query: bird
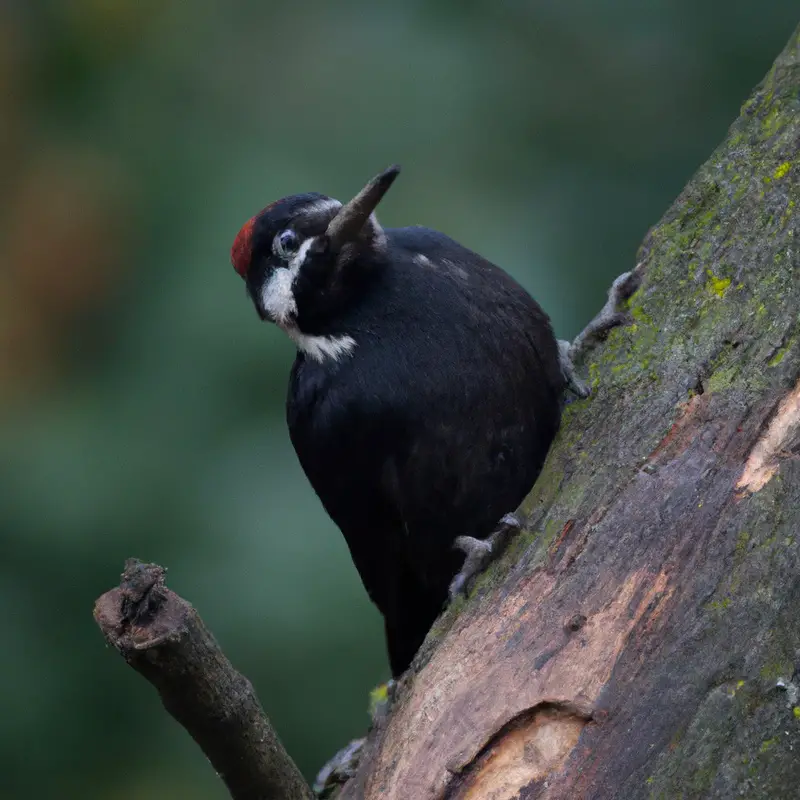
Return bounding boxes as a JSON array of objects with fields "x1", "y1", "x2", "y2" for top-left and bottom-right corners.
[{"x1": 230, "y1": 166, "x2": 637, "y2": 677}]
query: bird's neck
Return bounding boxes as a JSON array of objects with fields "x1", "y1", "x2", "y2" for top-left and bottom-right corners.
[{"x1": 282, "y1": 323, "x2": 357, "y2": 365}]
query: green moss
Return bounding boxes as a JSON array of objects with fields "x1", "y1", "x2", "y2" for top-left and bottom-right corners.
[
  {"x1": 426, "y1": 594, "x2": 465, "y2": 643},
  {"x1": 631, "y1": 305, "x2": 655, "y2": 326},
  {"x1": 793, "y1": 707, "x2": 800, "y2": 719},
  {"x1": 762, "y1": 106, "x2": 788, "y2": 137},
  {"x1": 588, "y1": 361, "x2": 600, "y2": 390},
  {"x1": 708, "y1": 596, "x2": 731, "y2": 612},
  {"x1": 759, "y1": 661, "x2": 792, "y2": 682},
  {"x1": 707, "y1": 366, "x2": 738, "y2": 393},
  {"x1": 521, "y1": 458, "x2": 563, "y2": 514},
  {"x1": 501, "y1": 526, "x2": 538, "y2": 568},
  {"x1": 575, "y1": 308, "x2": 663, "y2": 395},
  {"x1": 768, "y1": 346, "x2": 789, "y2": 366},
  {"x1": 773, "y1": 161, "x2": 791, "y2": 179},
  {"x1": 768, "y1": 335, "x2": 795, "y2": 366},
  {"x1": 759, "y1": 737, "x2": 778, "y2": 753},
  {"x1": 706, "y1": 269, "x2": 732, "y2": 298},
  {"x1": 542, "y1": 517, "x2": 565, "y2": 548},
  {"x1": 735, "y1": 531, "x2": 750, "y2": 557}
]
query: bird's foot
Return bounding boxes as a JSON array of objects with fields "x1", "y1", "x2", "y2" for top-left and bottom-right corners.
[
  {"x1": 313, "y1": 737, "x2": 365, "y2": 797},
  {"x1": 448, "y1": 513, "x2": 523, "y2": 600},
  {"x1": 559, "y1": 268, "x2": 642, "y2": 398},
  {"x1": 312, "y1": 679, "x2": 397, "y2": 796}
]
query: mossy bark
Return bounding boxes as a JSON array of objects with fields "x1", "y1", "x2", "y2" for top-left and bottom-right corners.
[{"x1": 340, "y1": 22, "x2": 800, "y2": 800}]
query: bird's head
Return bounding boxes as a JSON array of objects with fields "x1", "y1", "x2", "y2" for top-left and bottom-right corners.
[{"x1": 231, "y1": 166, "x2": 400, "y2": 334}]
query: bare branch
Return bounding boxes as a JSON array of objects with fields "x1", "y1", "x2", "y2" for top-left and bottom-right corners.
[{"x1": 93, "y1": 559, "x2": 313, "y2": 800}]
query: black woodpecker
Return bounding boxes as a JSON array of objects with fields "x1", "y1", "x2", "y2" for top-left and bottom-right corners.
[{"x1": 230, "y1": 166, "x2": 638, "y2": 676}]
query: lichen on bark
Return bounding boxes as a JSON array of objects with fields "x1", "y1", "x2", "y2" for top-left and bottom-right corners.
[{"x1": 341, "y1": 22, "x2": 800, "y2": 800}]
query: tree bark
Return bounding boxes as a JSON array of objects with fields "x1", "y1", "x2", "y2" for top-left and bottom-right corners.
[
  {"x1": 94, "y1": 24, "x2": 800, "y2": 800},
  {"x1": 93, "y1": 559, "x2": 314, "y2": 800},
  {"x1": 339, "y1": 22, "x2": 800, "y2": 800}
]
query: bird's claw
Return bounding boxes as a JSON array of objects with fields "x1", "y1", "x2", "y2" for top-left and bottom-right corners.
[
  {"x1": 559, "y1": 267, "x2": 642, "y2": 398},
  {"x1": 313, "y1": 737, "x2": 365, "y2": 797},
  {"x1": 448, "y1": 513, "x2": 523, "y2": 600}
]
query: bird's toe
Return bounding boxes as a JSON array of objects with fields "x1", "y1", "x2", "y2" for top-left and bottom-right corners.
[{"x1": 448, "y1": 514, "x2": 523, "y2": 601}]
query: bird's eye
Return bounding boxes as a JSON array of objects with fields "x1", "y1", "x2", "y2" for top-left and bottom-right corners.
[{"x1": 275, "y1": 229, "x2": 299, "y2": 258}]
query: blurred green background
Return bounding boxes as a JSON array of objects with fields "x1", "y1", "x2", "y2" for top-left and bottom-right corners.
[{"x1": 1, "y1": 2, "x2": 797, "y2": 797}]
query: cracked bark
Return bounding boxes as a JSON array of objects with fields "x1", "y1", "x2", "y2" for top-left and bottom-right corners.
[
  {"x1": 335, "y1": 22, "x2": 800, "y2": 800},
  {"x1": 94, "y1": 23, "x2": 800, "y2": 800}
]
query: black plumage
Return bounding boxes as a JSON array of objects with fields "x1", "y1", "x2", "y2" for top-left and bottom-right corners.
[{"x1": 231, "y1": 167, "x2": 566, "y2": 676}]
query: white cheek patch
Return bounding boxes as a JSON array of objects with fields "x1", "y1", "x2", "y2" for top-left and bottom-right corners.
[
  {"x1": 262, "y1": 233, "x2": 357, "y2": 364},
  {"x1": 261, "y1": 267, "x2": 297, "y2": 324},
  {"x1": 260, "y1": 237, "x2": 316, "y2": 325}
]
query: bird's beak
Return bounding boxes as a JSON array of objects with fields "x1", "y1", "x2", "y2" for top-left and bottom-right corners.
[{"x1": 325, "y1": 165, "x2": 400, "y2": 252}]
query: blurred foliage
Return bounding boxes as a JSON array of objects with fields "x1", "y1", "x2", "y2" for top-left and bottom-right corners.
[{"x1": 0, "y1": 1, "x2": 797, "y2": 797}]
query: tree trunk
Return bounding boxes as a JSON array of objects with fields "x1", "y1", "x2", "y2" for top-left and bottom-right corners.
[{"x1": 340, "y1": 23, "x2": 800, "y2": 800}]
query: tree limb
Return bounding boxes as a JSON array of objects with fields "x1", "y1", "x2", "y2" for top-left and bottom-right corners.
[{"x1": 93, "y1": 559, "x2": 313, "y2": 800}]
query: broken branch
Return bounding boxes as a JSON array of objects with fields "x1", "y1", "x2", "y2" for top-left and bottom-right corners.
[{"x1": 93, "y1": 559, "x2": 313, "y2": 800}]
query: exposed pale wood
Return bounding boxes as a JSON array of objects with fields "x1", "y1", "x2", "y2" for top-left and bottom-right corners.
[
  {"x1": 93, "y1": 23, "x2": 800, "y2": 800},
  {"x1": 341, "y1": 22, "x2": 800, "y2": 800}
]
